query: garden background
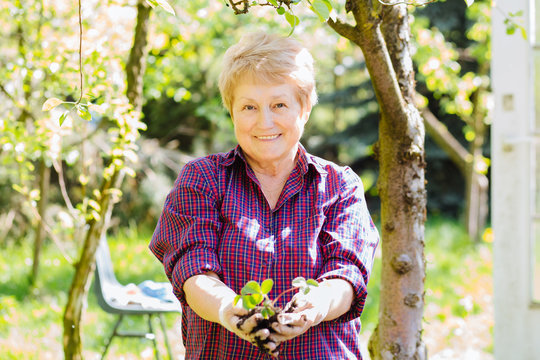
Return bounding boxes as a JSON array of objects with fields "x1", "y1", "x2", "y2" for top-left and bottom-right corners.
[{"x1": 0, "y1": 0, "x2": 495, "y2": 358}]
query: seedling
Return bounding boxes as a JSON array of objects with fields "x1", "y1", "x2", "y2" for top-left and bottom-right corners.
[{"x1": 233, "y1": 276, "x2": 319, "y2": 319}]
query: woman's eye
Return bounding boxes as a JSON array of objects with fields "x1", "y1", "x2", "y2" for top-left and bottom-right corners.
[
  {"x1": 243, "y1": 105, "x2": 255, "y2": 110},
  {"x1": 275, "y1": 103, "x2": 286, "y2": 108}
]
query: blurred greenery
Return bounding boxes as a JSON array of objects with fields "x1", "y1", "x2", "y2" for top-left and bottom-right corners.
[
  {"x1": 0, "y1": 225, "x2": 178, "y2": 359},
  {"x1": 0, "y1": 218, "x2": 493, "y2": 358}
]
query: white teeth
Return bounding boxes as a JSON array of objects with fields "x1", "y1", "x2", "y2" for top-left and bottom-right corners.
[{"x1": 257, "y1": 135, "x2": 279, "y2": 140}]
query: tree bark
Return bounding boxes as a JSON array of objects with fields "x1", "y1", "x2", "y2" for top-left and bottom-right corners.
[
  {"x1": 126, "y1": 0, "x2": 151, "y2": 112},
  {"x1": 330, "y1": 2, "x2": 427, "y2": 358},
  {"x1": 63, "y1": 170, "x2": 122, "y2": 359}
]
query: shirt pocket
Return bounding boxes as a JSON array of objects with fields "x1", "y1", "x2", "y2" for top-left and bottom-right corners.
[
  {"x1": 218, "y1": 211, "x2": 274, "y2": 291},
  {"x1": 280, "y1": 212, "x2": 326, "y2": 280}
]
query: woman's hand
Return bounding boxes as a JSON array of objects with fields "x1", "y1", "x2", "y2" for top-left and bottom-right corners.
[
  {"x1": 218, "y1": 299, "x2": 274, "y2": 345},
  {"x1": 269, "y1": 286, "x2": 330, "y2": 342},
  {"x1": 269, "y1": 279, "x2": 354, "y2": 343}
]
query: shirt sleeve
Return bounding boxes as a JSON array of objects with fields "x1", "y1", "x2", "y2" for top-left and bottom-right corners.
[
  {"x1": 318, "y1": 167, "x2": 379, "y2": 322},
  {"x1": 149, "y1": 161, "x2": 222, "y2": 306}
]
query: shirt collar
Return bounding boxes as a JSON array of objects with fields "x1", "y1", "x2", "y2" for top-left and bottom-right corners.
[{"x1": 219, "y1": 143, "x2": 327, "y2": 176}]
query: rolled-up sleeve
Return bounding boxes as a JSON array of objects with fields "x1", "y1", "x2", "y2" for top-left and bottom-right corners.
[
  {"x1": 318, "y1": 168, "x2": 379, "y2": 322},
  {"x1": 149, "y1": 161, "x2": 222, "y2": 306}
]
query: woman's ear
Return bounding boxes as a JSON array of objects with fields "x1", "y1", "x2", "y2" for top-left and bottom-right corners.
[{"x1": 302, "y1": 104, "x2": 312, "y2": 124}]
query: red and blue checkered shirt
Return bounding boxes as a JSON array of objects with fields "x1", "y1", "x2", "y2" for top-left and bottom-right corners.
[{"x1": 149, "y1": 144, "x2": 379, "y2": 359}]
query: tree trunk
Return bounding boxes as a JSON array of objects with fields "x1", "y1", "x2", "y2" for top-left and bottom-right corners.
[
  {"x1": 30, "y1": 158, "x2": 50, "y2": 285},
  {"x1": 464, "y1": 75, "x2": 489, "y2": 241},
  {"x1": 63, "y1": 170, "x2": 122, "y2": 359},
  {"x1": 62, "y1": 1, "x2": 151, "y2": 358},
  {"x1": 329, "y1": 2, "x2": 427, "y2": 359},
  {"x1": 126, "y1": 0, "x2": 151, "y2": 113}
]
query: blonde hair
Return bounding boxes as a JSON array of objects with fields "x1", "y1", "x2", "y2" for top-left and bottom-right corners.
[{"x1": 218, "y1": 32, "x2": 318, "y2": 113}]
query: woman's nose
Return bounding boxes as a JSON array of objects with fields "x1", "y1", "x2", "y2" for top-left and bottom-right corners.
[{"x1": 257, "y1": 107, "x2": 274, "y2": 128}]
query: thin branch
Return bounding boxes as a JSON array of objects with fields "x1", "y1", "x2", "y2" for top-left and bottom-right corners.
[
  {"x1": 27, "y1": 203, "x2": 74, "y2": 265},
  {"x1": 377, "y1": 0, "x2": 438, "y2": 6},
  {"x1": 76, "y1": 0, "x2": 83, "y2": 104},
  {"x1": 52, "y1": 159, "x2": 77, "y2": 216}
]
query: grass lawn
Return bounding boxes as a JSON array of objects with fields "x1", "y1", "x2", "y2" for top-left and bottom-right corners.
[{"x1": 0, "y1": 218, "x2": 493, "y2": 359}]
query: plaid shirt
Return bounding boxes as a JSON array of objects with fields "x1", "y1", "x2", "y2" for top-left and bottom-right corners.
[{"x1": 149, "y1": 144, "x2": 379, "y2": 359}]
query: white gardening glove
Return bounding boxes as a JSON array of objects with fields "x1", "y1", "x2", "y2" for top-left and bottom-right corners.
[
  {"x1": 218, "y1": 298, "x2": 279, "y2": 355},
  {"x1": 269, "y1": 282, "x2": 331, "y2": 343}
]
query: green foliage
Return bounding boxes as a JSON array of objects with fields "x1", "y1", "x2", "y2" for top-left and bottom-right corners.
[
  {"x1": 145, "y1": 0, "x2": 176, "y2": 15},
  {"x1": 502, "y1": 10, "x2": 527, "y2": 39}
]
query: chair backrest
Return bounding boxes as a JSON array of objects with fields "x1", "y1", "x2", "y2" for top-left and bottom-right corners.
[
  {"x1": 94, "y1": 236, "x2": 181, "y2": 314},
  {"x1": 96, "y1": 236, "x2": 122, "y2": 288},
  {"x1": 94, "y1": 236, "x2": 127, "y2": 313}
]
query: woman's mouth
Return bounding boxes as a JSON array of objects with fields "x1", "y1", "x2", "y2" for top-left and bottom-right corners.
[{"x1": 256, "y1": 134, "x2": 280, "y2": 140}]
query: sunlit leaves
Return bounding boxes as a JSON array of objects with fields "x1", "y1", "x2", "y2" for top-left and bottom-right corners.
[
  {"x1": 291, "y1": 276, "x2": 319, "y2": 295},
  {"x1": 76, "y1": 104, "x2": 92, "y2": 122},
  {"x1": 59, "y1": 111, "x2": 70, "y2": 126},
  {"x1": 42, "y1": 98, "x2": 64, "y2": 111},
  {"x1": 284, "y1": 12, "x2": 300, "y2": 28},
  {"x1": 503, "y1": 10, "x2": 527, "y2": 40},
  {"x1": 146, "y1": 0, "x2": 176, "y2": 16},
  {"x1": 310, "y1": 0, "x2": 332, "y2": 22}
]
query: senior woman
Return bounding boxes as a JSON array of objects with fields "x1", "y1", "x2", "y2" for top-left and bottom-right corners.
[{"x1": 150, "y1": 32, "x2": 379, "y2": 359}]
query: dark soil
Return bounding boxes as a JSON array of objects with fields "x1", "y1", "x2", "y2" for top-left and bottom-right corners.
[{"x1": 236, "y1": 300, "x2": 298, "y2": 357}]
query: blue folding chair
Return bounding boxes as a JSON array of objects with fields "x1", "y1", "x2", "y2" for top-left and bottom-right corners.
[{"x1": 94, "y1": 236, "x2": 181, "y2": 360}]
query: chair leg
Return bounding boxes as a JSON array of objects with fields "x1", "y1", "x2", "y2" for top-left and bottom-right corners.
[
  {"x1": 101, "y1": 315, "x2": 124, "y2": 360},
  {"x1": 158, "y1": 313, "x2": 174, "y2": 360},
  {"x1": 148, "y1": 315, "x2": 161, "y2": 360}
]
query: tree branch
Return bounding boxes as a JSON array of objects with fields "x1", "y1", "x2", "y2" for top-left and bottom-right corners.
[
  {"x1": 327, "y1": 18, "x2": 361, "y2": 45},
  {"x1": 378, "y1": 0, "x2": 438, "y2": 6},
  {"x1": 421, "y1": 107, "x2": 470, "y2": 174},
  {"x1": 76, "y1": 0, "x2": 83, "y2": 104}
]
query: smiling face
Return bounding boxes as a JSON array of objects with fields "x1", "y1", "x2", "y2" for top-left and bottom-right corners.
[{"x1": 231, "y1": 78, "x2": 311, "y2": 172}]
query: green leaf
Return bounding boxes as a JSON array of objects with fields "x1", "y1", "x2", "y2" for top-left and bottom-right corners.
[
  {"x1": 285, "y1": 12, "x2": 300, "y2": 28},
  {"x1": 519, "y1": 26, "x2": 528, "y2": 40},
  {"x1": 243, "y1": 295, "x2": 258, "y2": 309},
  {"x1": 145, "y1": 0, "x2": 157, "y2": 8},
  {"x1": 311, "y1": 0, "x2": 330, "y2": 22},
  {"x1": 12, "y1": 184, "x2": 25, "y2": 194},
  {"x1": 303, "y1": 287, "x2": 311, "y2": 295},
  {"x1": 88, "y1": 199, "x2": 101, "y2": 212},
  {"x1": 268, "y1": 0, "x2": 278, "y2": 6},
  {"x1": 277, "y1": 6, "x2": 285, "y2": 15},
  {"x1": 233, "y1": 294, "x2": 241, "y2": 306},
  {"x1": 252, "y1": 293, "x2": 263, "y2": 304},
  {"x1": 42, "y1": 98, "x2": 63, "y2": 111},
  {"x1": 292, "y1": 276, "x2": 306, "y2": 287},
  {"x1": 265, "y1": 306, "x2": 275, "y2": 317},
  {"x1": 306, "y1": 279, "x2": 319, "y2": 287},
  {"x1": 90, "y1": 210, "x2": 101, "y2": 221},
  {"x1": 241, "y1": 281, "x2": 261, "y2": 295},
  {"x1": 77, "y1": 106, "x2": 92, "y2": 122},
  {"x1": 59, "y1": 110, "x2": 69, "y2": 126},
  {"x1": 261, "y1": 308, "x2": 270, "y2": 319},
  {"x1": 154, "y1": 0, "x2": 175, "y2": 15},
  {"x1": 261, "y1": 279, "x2": 274, "y2": 294}
]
